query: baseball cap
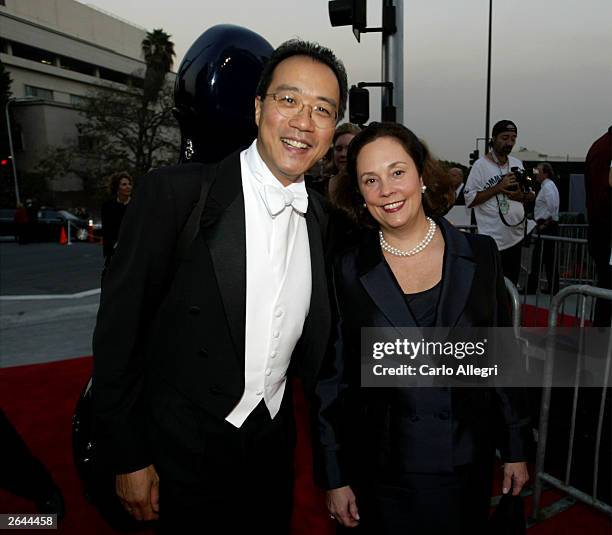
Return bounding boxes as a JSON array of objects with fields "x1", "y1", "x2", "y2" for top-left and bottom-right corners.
[{"x1": 492, "y1": 120, "x2": 518, "y2": 138}]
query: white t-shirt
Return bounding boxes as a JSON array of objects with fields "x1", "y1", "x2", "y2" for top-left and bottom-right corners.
[{"x1": 464, "y1": 155, "x2": 536, "y2": 251}]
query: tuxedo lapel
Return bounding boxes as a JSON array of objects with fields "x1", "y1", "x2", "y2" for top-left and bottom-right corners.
[
  {"x1": 436, "y1": 218, "x2": 476, "y2": 327},
  {"x1": 300, "y1": 202, "x2": 330, "y2": 362},
  {"x1": 306, "y1": 208, "x2": 326, "y2": 315},
  {"x1": 202, "y1": 153, "x2": 246, "y2": 363}
]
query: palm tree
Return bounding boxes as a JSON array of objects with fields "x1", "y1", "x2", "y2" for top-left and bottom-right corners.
[{"x1": 141, "y1": 29, "x2": 175, "y2": 104}]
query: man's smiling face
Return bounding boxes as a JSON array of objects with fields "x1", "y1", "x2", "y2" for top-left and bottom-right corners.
[{"x1": 255, "y1": 55, "x2": 339, "y2": 186}]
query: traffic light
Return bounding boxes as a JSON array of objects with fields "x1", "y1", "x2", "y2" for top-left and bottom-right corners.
[
  {"x1": 328, "y1": 0, "x2": 367, "y2": 42},
  {"x1": 349, "y1": 85, "x2": 369, "y2": 125},
  {"x1": 469, "y1": 149, "x2": 479, "y2": 166}
]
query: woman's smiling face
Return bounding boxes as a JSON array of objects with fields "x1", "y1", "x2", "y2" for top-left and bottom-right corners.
[{"x1": 357, "y1": 136, "x2": 423, "y2": 232}]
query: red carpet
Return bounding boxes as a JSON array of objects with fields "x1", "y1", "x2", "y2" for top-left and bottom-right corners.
[
  {"x1": 521, "y1": 304, "x2": 591, "y2": 327},
  {"x1": 1, "y1": 357, "x2": 610, "y2": 534}
]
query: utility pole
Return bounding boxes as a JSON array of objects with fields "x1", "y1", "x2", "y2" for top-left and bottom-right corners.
[
  {"x1": 381, "y1": 0, "x2": 403, "y2": 124},
  {"x1": 485, "y1": 0, "x2": 493, "y2": 144},
  {"x1": 5, "y1": 99, "x2": 21, "y2": 205},
  {"x1": 329, "y1": 0, "x2": 403, "y2": 124},
  {"x1": 4, "y1": 97, "x2": 36, "y2": 206}
]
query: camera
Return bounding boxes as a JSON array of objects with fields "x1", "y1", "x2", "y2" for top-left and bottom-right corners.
[{"x1": 510, "y1": 167, "x2": 533, "y2": 193}]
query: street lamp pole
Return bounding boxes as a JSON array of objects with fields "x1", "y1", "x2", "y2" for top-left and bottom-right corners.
[
  {"x1": 485, "y1": 0, "x2": 493, "y2": 146},
  {"x1": 4, "y1": 98, "x2": 21, "y2": 206},
  {"x1": 3, "y1": 96, "x2": 36, "y2": 206},
  {"x1": 381, "y1": 0, "x2": 403, "y2": 124}
]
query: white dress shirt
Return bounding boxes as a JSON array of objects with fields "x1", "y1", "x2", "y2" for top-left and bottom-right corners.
[
  {"x1": 534, "y1": 178, "x2": 560, "y2": 222},
  {"x1": 225, "y1": 140, "x2": 312, "y2": 428}
]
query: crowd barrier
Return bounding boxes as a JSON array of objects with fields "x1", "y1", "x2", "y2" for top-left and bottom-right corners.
[
  {"x1": 529, "y1": 233, "x2": 596, "y2": 287},
  {"x1": 63, "y1": 220, "x2": 103, "y2": 245},
  {"x1": 531, "y1": 285, "x2": 612, "y2": 522},
  {"x1": 455, "y1": 222, "x2": 597, "y2": 322}
]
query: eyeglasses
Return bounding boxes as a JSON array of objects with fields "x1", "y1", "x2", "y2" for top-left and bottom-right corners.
[{"x1": 264, "y1": 93, "x2": 337, "y2": 129}]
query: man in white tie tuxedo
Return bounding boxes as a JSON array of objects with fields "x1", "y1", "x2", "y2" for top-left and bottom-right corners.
[{"x1": 92, "y1": 39, "x2": 348, "y2": 534}]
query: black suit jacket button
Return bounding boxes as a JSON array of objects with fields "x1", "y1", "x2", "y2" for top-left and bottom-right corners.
[
  {"x1": 438, "y1": 410, "x2": 450, "y2": 420},
  {"x1": 189, "y1": 305, "x2": 201, "y2": 315},
  {"x1": 198, "y1": 348, "x2": 208, "y2": 358}
]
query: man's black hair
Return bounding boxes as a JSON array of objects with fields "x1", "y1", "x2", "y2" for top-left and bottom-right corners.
[{"x1": 255, "y1": 39, "x2": 348, "y2": 123}]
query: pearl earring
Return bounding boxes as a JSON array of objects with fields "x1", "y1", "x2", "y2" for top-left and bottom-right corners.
[
  {"x1": 421, "y1": 185, "x2": 426, "y2": 193},
  {"x1": 363, "y1": 202, "x2": 367, "y2": 208}
]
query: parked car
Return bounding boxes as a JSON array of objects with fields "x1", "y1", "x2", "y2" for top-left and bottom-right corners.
[{"x1": 37, "y1": 209, "x2": 102, "y2": 242}]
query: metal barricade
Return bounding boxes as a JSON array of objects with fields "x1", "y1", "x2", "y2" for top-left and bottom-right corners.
[
  {"x1": 504, "y1": 277, "x2": 521, "y2": 329},
  {"x1": 523, "y1": 234, "x2": 598, "y2": 324},
  {"x1": 557, "y1": 224, "x2": 589, "y2": 240},
  {"x1": 530, "y1": 234, "x2": 596, "y2": 288},
  {"x1": 66, "y1": 220, "x2": 103, "y2": 244},
  {"x1": 454, "y1": 222, "x2": 588, "y2": 241},
  {"x1": 532, "y1": 285, "x2": 612, "y2": 522}
]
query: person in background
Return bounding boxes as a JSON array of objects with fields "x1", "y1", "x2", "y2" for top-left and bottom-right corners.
[
  {"x1": 464, "y1": 120, "x2": 536, "y2": 285},
  {"x1": 325, "y1": 123, "x2": 362, "y2": 253},
  {"x1": 24, "y1": 198, "x2": 39, "y2": 244},
  {"x1": 528, "y1": 162, "x2": 560, "y2": 294},
  {"x1": 328, "y1": 123, "x2": 361, "y2": 204},
  {"x1": 448, "y1": 167, "x2": 465, "y2": 205},
  {"x1": 584, "y1": 127, "x2": 611, "y2": 326},
  {"x1": 314, "y1": 122, "x2": 530, "y2": 534},
  {"x1": 101, "y1": 171, "x2": 133, "y2": 266},
  {"x1": 0, "y1": 410, "x2": 65, "y2": 519},
  {"x1": 14, "y1": 202, "x2": 29, "y2": 244}
]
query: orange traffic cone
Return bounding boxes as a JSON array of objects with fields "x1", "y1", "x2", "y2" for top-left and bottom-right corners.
[{"x1": 59, "y1": 226, "x2": 68, "y2": 245}]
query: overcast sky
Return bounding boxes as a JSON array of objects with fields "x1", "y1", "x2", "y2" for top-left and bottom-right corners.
[{"x1": 83, "y1": 0, "x2": 611, "y2": 165}]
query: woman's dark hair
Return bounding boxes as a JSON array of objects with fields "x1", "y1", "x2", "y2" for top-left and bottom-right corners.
[
  {"x1": 107, "y1": 171, "x2": 133, "y2": 196},
  {"x1": 335, "y1": 122, "x2": 454, "y2": 227},
  {"x1": 255, "y1": 39, "x2": 348, "y2": 123},
  {"x1": 327, "y1": 122, "x2": 362, "y2": 177}
]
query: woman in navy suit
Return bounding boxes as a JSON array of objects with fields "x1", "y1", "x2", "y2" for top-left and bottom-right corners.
[{"x1": 314, "y1": 122, "x2": 530, "y2": 534}]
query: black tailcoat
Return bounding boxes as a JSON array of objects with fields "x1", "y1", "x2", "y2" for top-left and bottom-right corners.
[{"x1": 92, "y1": 151, "x2": 331, "y2": 474}]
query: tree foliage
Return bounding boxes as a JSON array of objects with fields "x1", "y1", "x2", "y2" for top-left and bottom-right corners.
[
  {"x1": 37, "y1": 24, "x2": 180, "y2": 203},
  {"x1": 37, "y1": 80, "x2": 179, "y2": 198}
]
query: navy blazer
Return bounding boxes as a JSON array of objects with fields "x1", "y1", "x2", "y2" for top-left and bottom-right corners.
[{"x1": 313, "y1": 217, "x2": 530, "y2": 490}]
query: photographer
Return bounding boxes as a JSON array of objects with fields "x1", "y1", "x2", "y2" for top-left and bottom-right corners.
[{"x1": 464, "y1": 120, "x2": 536, "y2": 284}]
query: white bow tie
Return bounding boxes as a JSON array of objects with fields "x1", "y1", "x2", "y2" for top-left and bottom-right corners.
[{"x1": 261, "y1": 183, "x2": 308, "y2": 217}]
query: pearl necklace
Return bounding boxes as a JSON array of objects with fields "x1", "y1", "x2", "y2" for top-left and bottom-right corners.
[{"x1": 379, "y1": 217, "x2": 437, "y2": 257}]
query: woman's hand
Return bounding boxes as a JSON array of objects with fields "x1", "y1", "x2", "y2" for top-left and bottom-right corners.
[
  {"x1": 327, "y1": 486, "x2": 360, "y2": 528},
  {"x1": 502, "y1": 462, "x2": 529, "y2": 496}
]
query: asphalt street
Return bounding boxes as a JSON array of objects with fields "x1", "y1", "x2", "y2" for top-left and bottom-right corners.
[{"x1": 0, "y1": 241, "x2": 104, "y2": 367}]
